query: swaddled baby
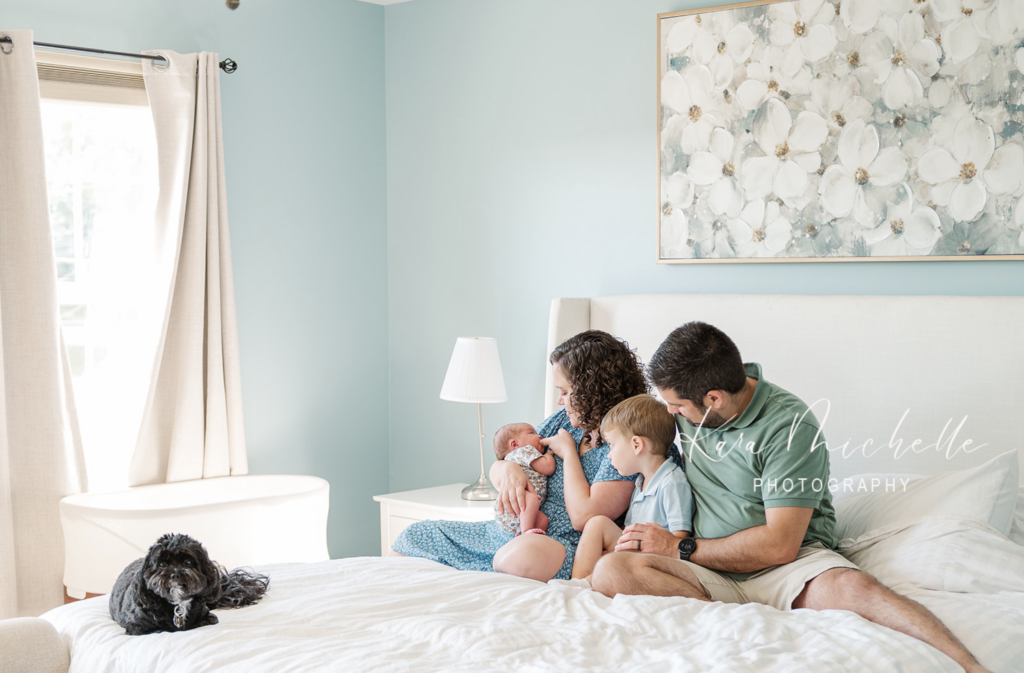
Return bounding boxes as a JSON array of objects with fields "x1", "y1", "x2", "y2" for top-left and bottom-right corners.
[{"x1": 492, "y1": 423, "x2": 556, "y2": 535}]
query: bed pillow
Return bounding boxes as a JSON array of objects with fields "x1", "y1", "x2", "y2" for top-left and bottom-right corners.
[
  {"x1": 839, "y1": 515, "x2": 1024, "y2": 595},
  {"x1": 834, "y1": 450, "x2": 1020, "y2": 542}
]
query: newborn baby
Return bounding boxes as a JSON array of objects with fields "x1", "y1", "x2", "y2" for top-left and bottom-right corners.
[{"x1": 492, "y1": 423, "x2": 556, "y2": 535}]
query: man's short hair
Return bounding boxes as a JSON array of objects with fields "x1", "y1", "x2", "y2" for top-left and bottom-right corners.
[
  {"x1": 600, "y1": 394, "x2": 677, "y2": 458},
  {"x1": 647, "y1": 322, "x2": 747, "y2": 405}
]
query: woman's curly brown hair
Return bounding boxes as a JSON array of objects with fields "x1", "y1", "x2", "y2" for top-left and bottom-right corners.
[{"x1": 549, "y1": 330, "x2": 649, "y2": 433}]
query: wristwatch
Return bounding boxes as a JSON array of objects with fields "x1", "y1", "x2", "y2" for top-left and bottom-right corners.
[{"x1": 677, "y1": 537, "x2": 697, "y2": 561}]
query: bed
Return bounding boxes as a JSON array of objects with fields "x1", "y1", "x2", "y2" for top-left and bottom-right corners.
[{"x1": 33, "y1": 293, "x2": 1024, "y2": 672}]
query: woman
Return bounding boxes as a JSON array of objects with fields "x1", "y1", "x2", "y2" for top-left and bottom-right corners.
[{"x1": 391, "y1": 330, "x2": 648, "y2": 582}]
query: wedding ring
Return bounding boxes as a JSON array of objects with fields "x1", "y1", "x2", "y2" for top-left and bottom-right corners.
[{"x1": 636, "y1": 539, "x2": 641, "y2": 551}]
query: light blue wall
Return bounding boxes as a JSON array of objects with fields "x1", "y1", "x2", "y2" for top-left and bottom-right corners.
[
  {"x1": 384, "y1": 0, "x2": 1024, "y2": 492},
  {"x1": 1, "y1": 0, "x2": 390, "y2": 559},
  {"x1": 6, "y1": 0, "x2": 1023, "y2": 555}
]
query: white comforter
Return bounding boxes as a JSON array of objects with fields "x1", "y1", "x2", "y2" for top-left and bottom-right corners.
[{"x1": 42, "y1": 516, "x2": 1024, "y2": 673}]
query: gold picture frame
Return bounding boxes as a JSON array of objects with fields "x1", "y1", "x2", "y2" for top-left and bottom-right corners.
[{"x1": 656, "y1": 0, "x2": 1024, "y2": 263}]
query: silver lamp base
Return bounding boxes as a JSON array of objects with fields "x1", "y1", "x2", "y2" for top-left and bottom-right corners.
[{"x1": 462, "y1": 475, "x2": 499, "y2": 501}]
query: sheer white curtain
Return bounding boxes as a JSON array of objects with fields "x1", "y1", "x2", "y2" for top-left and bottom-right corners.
[
  {"x1": 0, "y1": 29, "x2": 87, "y2": 619},
  {"x1": 129, "y1": 51, "x2": 247, "y2": 486}
]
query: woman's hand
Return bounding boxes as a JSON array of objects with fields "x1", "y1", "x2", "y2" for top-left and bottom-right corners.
[
  {"x1": 493, "y1": 462, "x2": 529, "y2": 516},
  {"x1": 539, "y1": 429, "x2": 578, "y2": 461}
]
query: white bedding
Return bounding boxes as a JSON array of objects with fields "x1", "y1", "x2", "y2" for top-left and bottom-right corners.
[
  {"x1": 1010, "y1": 486, "x2": 1024, "y2": 546},
  {"x1": 840, "y1": 515, "x2": 1024, "y2": 672},
  {"x1": 43, "y1": 517, "x2": 1024, "y2": 673}
]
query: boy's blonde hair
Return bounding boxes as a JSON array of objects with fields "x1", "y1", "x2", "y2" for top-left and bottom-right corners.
[{"x1": 600, "y1": 394, "x2": 677, "y2": 458}]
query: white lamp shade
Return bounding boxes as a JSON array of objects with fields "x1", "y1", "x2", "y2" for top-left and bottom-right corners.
[{"x1": 440, "y1": 337, "x2": 508, "y2": 403}]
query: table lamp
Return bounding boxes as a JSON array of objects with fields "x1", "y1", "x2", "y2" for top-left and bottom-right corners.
[{"x1": 440, "y1": 337, "x2": 507, "y2": 501}]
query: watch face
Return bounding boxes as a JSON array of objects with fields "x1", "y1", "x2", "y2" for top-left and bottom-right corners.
[{"x1": 679, "y1": 538, "x2": 696, "y2": 556}]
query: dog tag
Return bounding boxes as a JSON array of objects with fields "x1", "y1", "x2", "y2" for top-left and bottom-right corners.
[{"x1": 173, "y1": 604, "x2": 187, "y2": 629}]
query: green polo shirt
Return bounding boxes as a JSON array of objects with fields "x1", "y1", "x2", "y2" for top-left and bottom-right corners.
[{"x1": 677, "y1": 363, "x2": 838, "y2": 581}]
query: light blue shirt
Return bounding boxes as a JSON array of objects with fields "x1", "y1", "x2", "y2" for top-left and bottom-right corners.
[{"x1": 623, "y1": 459, "x2": 695, "y2": 533}]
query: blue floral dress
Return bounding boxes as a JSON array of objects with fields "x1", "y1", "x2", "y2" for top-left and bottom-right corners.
[{"x1": 392, "y1": 409, "x2": 637, "y2": 580}]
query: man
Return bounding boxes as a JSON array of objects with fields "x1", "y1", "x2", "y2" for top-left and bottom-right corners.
[{"x1": 590, "y1": 322, "x2": 990, "y2": 673}]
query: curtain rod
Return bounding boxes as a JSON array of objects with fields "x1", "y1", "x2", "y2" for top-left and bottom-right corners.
[{"x1": 0, "y1": 36, "x2": 238, "y2": 73}]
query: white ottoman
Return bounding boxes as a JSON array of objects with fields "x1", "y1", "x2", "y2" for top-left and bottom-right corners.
[
  {"x1": 60, "y1": 475, "x2": 330, "y2": 598},
  {"x1": 0, "y1": 618, "x2": 69, "y2": 673}
]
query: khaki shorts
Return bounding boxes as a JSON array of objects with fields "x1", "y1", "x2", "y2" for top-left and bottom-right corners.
[{"x1": 680, "y1": 542, "x2": 859, "y2": 611}]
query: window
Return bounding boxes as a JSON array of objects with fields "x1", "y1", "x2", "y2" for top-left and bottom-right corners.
[{"x1": 39, "y1": 50, "x2": 160, "y2": 492}]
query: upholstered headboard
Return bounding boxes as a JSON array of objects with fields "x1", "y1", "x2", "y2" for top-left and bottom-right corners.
[{"x1": 545, "y1": 294, "x2": 1024, "y2": 484}]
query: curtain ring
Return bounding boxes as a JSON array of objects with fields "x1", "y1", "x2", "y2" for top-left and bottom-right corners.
[
  {"x1": 152, "y1": 54, "x2": 170, "y2": 72},
  {"x1": 0, "y1": 35, "x2": 14, "y2": 55}
]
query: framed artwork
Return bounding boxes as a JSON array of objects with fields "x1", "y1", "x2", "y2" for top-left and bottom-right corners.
[{"x1": 657, "y1": 0, "x2": 1024, "y2": 263}]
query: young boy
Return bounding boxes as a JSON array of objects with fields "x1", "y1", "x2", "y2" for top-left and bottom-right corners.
[
  {"x1": 571, "y1": 394, "x2": 694, "y2": 581},
  {"x1": 492, "y1": 423, "x2": 557, "y2": 536}
]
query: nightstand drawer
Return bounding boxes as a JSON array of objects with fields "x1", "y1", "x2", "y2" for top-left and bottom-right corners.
[
  {"x1": 374, "y1": 484, "x2": 495, "y2": 556},
  {"x1": 387, "y1": 515, "x2": 420, "y2": 549}
]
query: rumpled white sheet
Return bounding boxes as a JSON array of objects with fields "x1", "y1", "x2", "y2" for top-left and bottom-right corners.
[
  {"x1": 1009, "y1": 486, "x2": 1024, "y2": 546},
  {"x1": 840, "y1": 514, "x2": 1024, "y2": 673},
  {"x1": 43, "y1": 555, "x2": 976, "y2": 673}
]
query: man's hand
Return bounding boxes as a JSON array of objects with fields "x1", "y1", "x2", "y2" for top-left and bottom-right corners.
[{"x1": 614, "y1": 522, "x2": 680, "y2": 557}]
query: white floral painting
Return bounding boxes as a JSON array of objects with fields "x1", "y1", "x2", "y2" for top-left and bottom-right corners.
[{"x1": 657, "y1": 0, "x2": 1024, "y2": 262}]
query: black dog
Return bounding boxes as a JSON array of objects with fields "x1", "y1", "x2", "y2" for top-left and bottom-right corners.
[{"x1": 109, "y1": 533, "x2": 270, "y2": 635}]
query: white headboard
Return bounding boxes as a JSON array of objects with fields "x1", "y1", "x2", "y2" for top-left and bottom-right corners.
[{"x1": 545, "y1": 294, "x2": 1024, "y2": 484}]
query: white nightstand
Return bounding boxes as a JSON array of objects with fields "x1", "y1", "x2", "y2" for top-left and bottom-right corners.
[{"x1": 373, "y1": 483, "x2": 495, "y2": 556}]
